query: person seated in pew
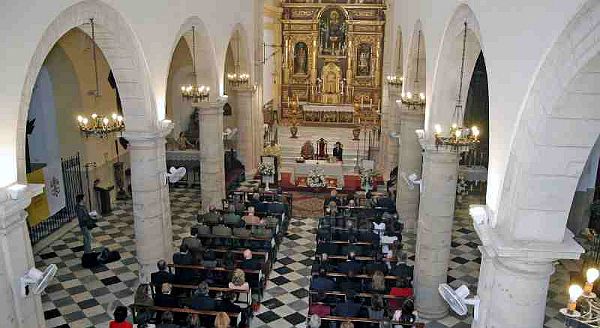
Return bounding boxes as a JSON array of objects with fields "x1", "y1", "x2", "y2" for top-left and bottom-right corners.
[
  {"x1": 154, "y1": 283, "x2": 180, "y2": 308},
  {"x1": 308, "y1": 314, "x2": 322, "y2": 328},
  {"x1": 240, "y1": 249, "x2": 262, "y2": 271},
  {"x1": 341, "y1": 321, "x2": 355, "y2": 328},
  {"x1": 376, "y1": 191, "x2": 396, "y2": 212},
  {"x1": 313, "y1": 253, "x2": 336, "y2": 273},
  {"x1": 311, "y1": 268, "x2": 336, "y2": 291},
  {"x1": 368, "y1": 294, "x2": 385, "y2": 320},
  {"x1": 109, "y1": 305, "x2": 133, "y2": 328},
  {"x1": 229, "y1": 268, "x2": 250, "y2": 292},
  {"x1": 220, "y1": 251, "x2": 235, "y2": 270},
  {"x1": 389, "y1": 252, "x2": 413, "y2": 280},
  {"x1": 365, "y1": 252, "x2": 388, "y2": 275},
  {"x1": 173, "y1": 244, "x2": 196, "y2": 284},
  {"x1": 156, "y1": 311, "x2": 180, "y2": 328},
  {"x1": 366, "y1": 270, "x2": 387, "y2": 294},
  {"x1": 216, "y1": 292, "x2": 242, "y2": 313},
  {"x1": 151, "y1": 260, "x2": 175, "y2": 296},
  {"x1": 324, "y1": 189, "x2": 342, "y2": 209},
  {"x1": 388, "y1": 277, "x2": 413, "y2": 312},
  {"x1": 187, "y1": 314, "x2": 202, "y2": 328},
  {"x1": 199, "y1": 206, "x2": 221, "y2": 225},
  {"x1": 392, "y1": 299, "x2": 416, "y2": 327},
  {"x1": 333, "y1": 290, "x2": 363, "y2": 318},
  {"x1": 214, "y1": 311, "x2": 231, "y2": 328},
  {"x1": 190, "y1": 281, "x2": 216, "y2": 311},
  {"x1": 223, "y1": 206, "x2": 243, "y2": 227},
  {"x1": 338, "y1": 252, "x2": 363, "y2": 274},
  {"x1": 309, "y1": 291, "x2": 332, "y2": 318},
  {"x1": 201, "y1": 249, "x2": 218, "y2": 268},
  {"x1": 242, "y1": 207, "x2": 263, "y2": 225},
  {"x1": 339, "y1": 269, "x2": 362, "y2": 293},
  {"x1": 365, "y1": 191, "x2": 377, "y2": 209},
  {"x1": 182, "y1": 229, "x2": 203, "y2": 264},
  {"x1": 249, "y1": 193, "x2": 262, "y2": 209},
  {"x1": 316, "y1": 240, "x2": 339, "y2": 256}
]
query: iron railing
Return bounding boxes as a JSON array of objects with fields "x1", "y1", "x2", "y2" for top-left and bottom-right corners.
[{"x1": 29, "y1": 153, "x2": 83, "y2": 244}]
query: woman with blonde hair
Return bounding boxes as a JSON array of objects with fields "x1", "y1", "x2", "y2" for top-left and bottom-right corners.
[
  {"x1": 228, "y1": 268, "x2": 250, "y2": 292},
  {"x1": 371, "y1": 270, "x2": 386, "y2": 292},
  {"x1": 214, "y1": 311, "x2": 231, "y2": 328},
  {"x1": 340, "y1": 321, "x2": 354, "y2": 328}
]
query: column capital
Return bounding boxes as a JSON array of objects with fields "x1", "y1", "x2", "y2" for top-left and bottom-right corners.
[
  {"x1": 123, "y1": 122, "x2": 173, "y2": 145},
  {"x1": 398, "y1": 106, "x2": 425, "y2": 121},
  {"x1": 417, "y1": 136, "x2": 461, "y2": 161},
  {"x1": 470, "y1": 205, "x2": 584, "y2": 262},
  {"x1": 0, "y1": 184, "x2": 43, "y2": 224},
  {"x1": 193, "y1": 97, "x2": 227, "y2": 113}
]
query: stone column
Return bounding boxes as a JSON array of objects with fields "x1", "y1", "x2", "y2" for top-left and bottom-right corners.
[
  {"x1": 125, "y1": 124, "x2": 174, "y2": 283},
  {"x1": 0, "y1": 184, "x2": 45, "y2": 328},
  {"x1": 196, "y1": 100, "x2": 226, "y2": 210},
  {"x1": 230, "y1": 86, "x2": 257, "y2": 176},
  {"x1": 395, "y1": 106, "x2": 425, "y2": 230},
  {"x1": 414, "y1": 140, "x2": 459, "y2": 319},
  {"x1": 471, "y1": 207, "x2": 583, "y2": 328},
  {"x1": 379, "y1": 86, "x2": 401, "y2": 179}
]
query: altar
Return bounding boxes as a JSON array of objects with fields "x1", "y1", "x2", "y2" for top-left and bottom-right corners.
[
  {"x1": 292, "y1": 160, "x2": 344, "y2": 188},
  {"x1": 302, "y1": 103, "x2": 355, "y2": 125}
]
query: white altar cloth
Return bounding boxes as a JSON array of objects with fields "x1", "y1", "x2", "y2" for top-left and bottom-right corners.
[
  {"x1": 302, "y1": 104, "x2": 354, "y2": 112},
  {"x1": 292, "y1": 160, "x2": 344, "y2": 187}
]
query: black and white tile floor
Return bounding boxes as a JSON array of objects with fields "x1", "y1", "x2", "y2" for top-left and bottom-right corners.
[{"x1": 37, "y1": 189, "x2": 574, "y2": 328}]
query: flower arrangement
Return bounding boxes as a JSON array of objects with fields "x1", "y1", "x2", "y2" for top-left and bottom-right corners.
[
  {"x1": 360, "y1": 168, "x2": 378, "y2": 190},
  {"x1": 307, "y1": 166, "x2": 327, "y2": 188},
  {"x1": 258, "y1": 162, "x2": 275, "y2": 177},
  {"x1": 262, "y1": 144, "x2": 282, "y2": 159}
]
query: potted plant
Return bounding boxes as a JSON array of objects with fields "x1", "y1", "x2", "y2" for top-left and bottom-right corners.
[{"x1": 258, "y1": 162, "x2": 275, "y2": 191}]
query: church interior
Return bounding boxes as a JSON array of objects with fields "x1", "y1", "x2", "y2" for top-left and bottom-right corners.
[{"x1": 0, "y1": 1, "x2": 599, "y2": 327}]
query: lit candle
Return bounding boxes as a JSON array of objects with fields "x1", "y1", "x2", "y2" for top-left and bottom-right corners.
[
  {"x1": 585, "y1": 268, "x2": 599, "y2": 297},
  {"x1": 434, "y1": 124, "x2": 442, "y2": 135},
  {"x1": 568, "y1": 284, "x2": 583, "y2": 313},
  {"x1": 111, "y1": 113, "x2": 117, "y2": 120},
  {"x1": 77, "y1": 115, "x2": 84, "y2": 123}
]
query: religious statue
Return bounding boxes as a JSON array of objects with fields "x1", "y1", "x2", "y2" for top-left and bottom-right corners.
[
  {"x1": 301, "y1": 140, "x2": 315, "y2": 160},
  {"x1": 319, "y1": 8, "x2": 346, "y2": 54},
  {"x1": 294, "y1": 42, "x2": 308, "y2": 74},
  {"x1": 333, "y1": 142, "x2": 343, "y2": 162},
  {"x1": 357, "y1": 43, "x2": 372, "y2": 76},
  {"x1": 317, "y1": 138, "x2": 328, "y2": 159},
  {"x1": 177, "y1": 131, "x2": 194, "y2": 150},
  {"x1": 321, "y1": 62, "x2": 342, "y2": 104}
]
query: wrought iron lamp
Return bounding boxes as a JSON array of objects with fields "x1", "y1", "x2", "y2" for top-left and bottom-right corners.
[
  {"x1": 75, "y1": 18, "x2": 125, "y2": 138},
  {"x1": 386, "y1": 75, "x2": 403, "y2": 88},
  {"x1": 433, "y1": 21, "x2": 480, "y2": 151},
  {"x1": 227, "y1": 73, "x2": 250, "y2": 87},
  {"x1": 559, "y1": 268, "x2": 600, "y2": 322},
  {"x1": 400, "y1": 30, "x2": 425, "y2": 110},
  {"x1": 180, "y1": 26, "x2": 210, "y2": 102}
]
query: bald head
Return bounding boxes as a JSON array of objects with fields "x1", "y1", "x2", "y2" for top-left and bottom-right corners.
[{"x1": 243, "y1": 249, "x2": 253, "y2": 260}]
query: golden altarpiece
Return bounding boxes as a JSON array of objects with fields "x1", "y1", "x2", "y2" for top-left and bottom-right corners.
[{"x1": 280, "y1": 0, "x2": 385, "y2": 126}]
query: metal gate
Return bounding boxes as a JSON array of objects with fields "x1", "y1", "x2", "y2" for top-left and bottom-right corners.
[{"x1": 29, "y1": 153, "x2": 83, "y2": 244}]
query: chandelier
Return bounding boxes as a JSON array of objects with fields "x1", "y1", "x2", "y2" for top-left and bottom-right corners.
[
  {"x1": 181, "y1": 26, "x2": 210, "y2": 102},
  {"x1": 227, "y1": 33, "x2": 250, "y2": 87},
  {"x1": 561, "y1": 268, "x2": 600, "y2": 326},
  {"x1": 77, "y1": 113, "x2": 124, "y2": 138},
  {"x1": 385, "y1": 75, "x2": 403, "y2": 88},
  {"x1": 400, "y1": 30, "x2": 425, "y2": 110},
  {"x1": 434, "y1": 21, "x2": 480, "y2": 151},
  {"x1": 75, "y1": 18, "x2": 125, "y2": 138}
]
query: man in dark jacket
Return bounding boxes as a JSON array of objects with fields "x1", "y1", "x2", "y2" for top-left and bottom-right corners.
[
  {"x1": 190, "y1": 282, "x2": 216, "y2": 310},
  {"x1": 75, "y1": 194, "x2": 94, "y2": 253},
  {"x1": 311, "y1": 268, "x2": 336, "y2": 291},
  {"x1": 333, "y1": 291, "x2": 363, "y2": 317},
  {"x1": 216, "y1": 292, "x2": 242, "y2": 313},
  {"x1": 151, "y1": 260, "x2": 174, "y2": 296},
  {"x1": 239, "y1": 249, "x2": 261, "y2": 271},
  {"x1": 338, "y1": 252, "x2": 363, "y2": 274},
  {"x1": 173, "y1": 244, "x2": 195, "y2": 284},
  {"x1": 182, "y1": 231, "x2": 203, "y2": 264}
]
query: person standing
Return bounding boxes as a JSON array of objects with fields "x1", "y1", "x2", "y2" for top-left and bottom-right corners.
[
  {"x1": 75, "y1": 194, "x2": 94, "y2": 253},
  {"x1": 333, "y1": 142, "x2": 343, "y2": 162}
]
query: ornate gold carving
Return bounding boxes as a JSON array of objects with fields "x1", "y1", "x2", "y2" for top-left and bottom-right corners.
[{"x1": 291, "y1": 8, "x2": 317, "y2": 19}]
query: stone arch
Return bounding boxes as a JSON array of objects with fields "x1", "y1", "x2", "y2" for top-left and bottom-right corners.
[
  {"x1": 494, "y1": 0, "x2": 600, "y2": 242},
  {"x1": 426, "y1": 4, "x2": 484, "y2": 134},
  {"x1": 225, "y1": 23, "x2": 251, "y2": 76},
  {"x1": 168, "y1": 16, "x2": 219, "y2": 96},
  {"x1": 17, "y1": 0, "x2": 157, "y2": 182},
  {"x1": 403, "y1": 20, "x2": 426, "y2": 99}
]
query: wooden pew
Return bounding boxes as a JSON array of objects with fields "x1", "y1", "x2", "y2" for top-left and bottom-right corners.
[
  {"x1": 168, "y1": 264, "x2": 265, "y2": 289},
  {"x1": 172, "y1": 283, "x2": 252, "y2": 305},
  {"x1": 320, "y1": 315, "x2": 424, "y2": 327},
  {"x1": 312, "y1": 271, "x2": 400, "y2": 280},
  {"x1": 309, "y1": 290, "x2": 409, "y2": 300},
  {"x1": 130, "y1": 304, "x2": 241, "y2": 326}
]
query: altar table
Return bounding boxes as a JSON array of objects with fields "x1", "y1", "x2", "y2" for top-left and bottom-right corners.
[
  {"x1": 292, "y1": 160, "x2": 344, "y2": 187},
  {"x1": 166, "y1": 150, "x2": 201, "y2": 185}
]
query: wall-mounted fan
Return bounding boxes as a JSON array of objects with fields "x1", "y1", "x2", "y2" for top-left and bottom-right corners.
[
  {"x1": 439, "y1": 283, "x2": 480, "y2": 320},
  {"x1": 163, "y1": 167, "x2": 186, "y2": 185},
  {"x1": 20, "y1": 264, "x2": 58, "y2": 297},
  {"x1": 401, "y1": 172, "x2": 422, "y2": 191}
]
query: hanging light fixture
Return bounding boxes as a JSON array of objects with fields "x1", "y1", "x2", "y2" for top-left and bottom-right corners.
[
  {"x1": 434, "y1": 21, "x2": 479, "y2": 151},
  {"x1": 227, "y1": 31, "x2": 250, "y2": 87},
  {"x1": 385, "y1": 75, "x2": 403, "y2": 88},
  {"x1": 181, "y1": 26, "x2": 210, "y2": 101},
  {"x1": 76, "y1": 18, "x2": 125, "y2": 138},
  {"x1": 400, "y1": 30, "x2": 425, "y2": 109}
]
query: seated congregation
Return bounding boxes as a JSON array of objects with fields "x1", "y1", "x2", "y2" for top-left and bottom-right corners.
[
  {"x1": 308, "y1": 193, "x2": 420, "y2": 328},
  {"x1": 129, "y1": 190, "x2": 291, "y2": 327}
]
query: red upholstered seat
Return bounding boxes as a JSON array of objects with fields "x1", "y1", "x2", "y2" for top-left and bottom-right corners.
[{"x1": 344, "y1": 174, "x2": 361, "y2": 191}]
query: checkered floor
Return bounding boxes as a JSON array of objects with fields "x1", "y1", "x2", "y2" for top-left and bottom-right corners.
[{"x1": 36, "y1": 188, "x2": 575, "y2": 328}]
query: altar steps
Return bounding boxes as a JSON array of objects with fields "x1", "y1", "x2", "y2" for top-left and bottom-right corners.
[{"x1": 277, "y1": 126, "x2": 366, "y2": 175}]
